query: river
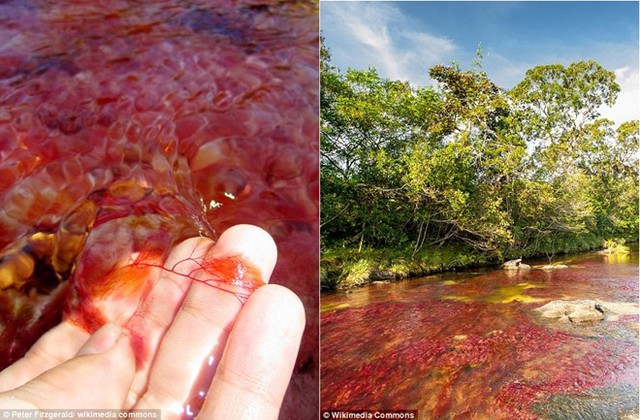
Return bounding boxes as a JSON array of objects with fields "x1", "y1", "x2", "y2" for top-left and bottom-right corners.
[
  {"x1": 321, "y1": 252, "x2": 639, "y2": 419},
  {"x1": 0, "y1": 1, "x2": 318, "y2": 417}
]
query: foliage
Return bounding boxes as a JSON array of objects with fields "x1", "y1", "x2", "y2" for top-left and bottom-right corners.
[
  {"x1": 601, "y1": 238, "x2": 630, "y2": 255},
  {"x1": 339, "y1": 259, "x2": 374, "y2": 289},
  {"x1": 321, "y1": 38, "x2": 638, "y2": 282},
  {"x1": 509, "y1": 61, "x2": 620, "y2": 180}
]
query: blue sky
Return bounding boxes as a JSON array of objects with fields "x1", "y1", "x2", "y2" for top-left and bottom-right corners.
[{"x1": 321, "y1": 1, "x2": 639, "y2": 125}]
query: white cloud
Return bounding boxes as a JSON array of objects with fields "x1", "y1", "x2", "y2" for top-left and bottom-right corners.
[
  {"x1": 599, "y1": 66, "x2": 640, "y2": 125},
  {"x1": 322, "y1": 2, "x2": 457, "y2": 86},
  {"x1": 482, "y1": 50, "x2": 639, "y2": 127},
  {"x1": 322, "y1": 2, "x2": 638, "y2": 127},
  {"x1": 397, "y1": 32, "x2": 456, "y2": 86},
  {"x1": 342, "y1": 5, "x2": 405, "y2": 80}
]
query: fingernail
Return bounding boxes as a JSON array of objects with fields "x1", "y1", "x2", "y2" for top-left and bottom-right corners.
[
  {"x1": 215, "y1": 225, "x2": 277, "y2": 283},
  {"x1": 77, "y1": 323, "x2": 123, "y2": 355}
]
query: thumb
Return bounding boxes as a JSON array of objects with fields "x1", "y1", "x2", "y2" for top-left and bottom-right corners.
[{"x1": 0, "y1": 323, "x2": 135, "y2": 409}]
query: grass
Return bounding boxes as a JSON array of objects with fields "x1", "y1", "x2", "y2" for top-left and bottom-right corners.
[{"x1": 321, "y1": 243, "x2": 497, "y2": 290}]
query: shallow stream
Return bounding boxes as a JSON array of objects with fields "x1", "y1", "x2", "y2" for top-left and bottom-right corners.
[{"x1": 321, "y1": 252, "x2": 639, "y2": 419}]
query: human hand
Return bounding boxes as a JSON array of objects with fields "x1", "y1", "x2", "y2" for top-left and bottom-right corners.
[{"x1": 0, "y1": 225, "x2": 305, "y2": 419}]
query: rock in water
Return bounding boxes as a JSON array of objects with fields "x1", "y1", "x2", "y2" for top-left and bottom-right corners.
[
  {"x1": 503, "y1": 259, "x2": 531, "y2": 270},
  {"x1": 535, "y1": 300, "x2": 604, "y2": 322},
  {"x1": 503, "y1": 259, "x2": 522, "y2": 269},
  {"x1": 370, "y1": 270, "x2": 395, "y2": 281}
]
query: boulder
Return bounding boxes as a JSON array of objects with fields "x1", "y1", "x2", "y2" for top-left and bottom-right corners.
[
  {"x1": 370, "y1": 270, "x2": 395, "y2": 281},
  {"x1": 597, "y1": 301, "x2": 640, "y2": 321},
  {"x1": 502, "y1": 259, "x2": 521, "y2": 269},
  {"x1": 534, "y1": 300, "x2": 604, "y2": 323},
  {"x1": 568, "y1": 306, "x2": 604, "y2": 322},
  {"x1": 536, "y1": 301, "x2": 572, "y2": 318},
  {"x1": 503, "y1": 259, "x2": 531, "y2": 270}
]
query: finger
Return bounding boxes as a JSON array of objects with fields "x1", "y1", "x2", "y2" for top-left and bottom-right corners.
[
  {"x1": 0, "y1": 235, "x2": 200, "y2": 399},
  {"x1": 201, "y1": 285, "x2": 305, "y2": 420},
  {"x1": 123, "y1": 236, "x2": 214, "y2": 407},
  {"x1": 0, "y1": 323, "x2": 135, "y2": 409},
  {"x1": 76, "y1": 322, "x2": 123, "y2": 356},
  {"x1": 135, "y1": 225, "x2": 277, "y2": 417},
  {"x1": 0, "y1": 321, "x2": 89, "y2": 392}
]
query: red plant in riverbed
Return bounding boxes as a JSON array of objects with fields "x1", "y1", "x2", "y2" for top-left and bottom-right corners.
[{"x1": 322, "y1": 271, "x2": 638, "y2": 418}]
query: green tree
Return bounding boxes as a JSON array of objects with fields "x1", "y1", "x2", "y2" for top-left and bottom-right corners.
[
  {"x1": 400, "y1": 62, "x2": 523, "y2": 253},
  {"x1": 320, "y1": 39, "x2": 440, "y2": 249},
  {"x1": 509, "y1": 61, "x2": 620, "y2": 179},
  {"x1": 580, "y1": 119, "x2": 639, "y2": 238},
  {"x1": 321, "y1": 40, "x2": 637, "y2": 273}
]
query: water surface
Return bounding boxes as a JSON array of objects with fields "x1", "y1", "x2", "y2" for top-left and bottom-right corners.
[
  {"x1": 321, "y1": 252, "x2": 639, "y2": 419},
  {"x1": 0, "y1": 1, "x2": 318, "y2": 417}
]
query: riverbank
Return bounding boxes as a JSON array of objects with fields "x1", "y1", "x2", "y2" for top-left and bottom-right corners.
[{"x1": 321, "y1": 236, "x2": 621, "y2": 290}]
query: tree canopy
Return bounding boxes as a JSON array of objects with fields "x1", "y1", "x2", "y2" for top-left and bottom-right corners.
[{"x1": 321, "y1": 39, "x2": 638, "y2": 260}]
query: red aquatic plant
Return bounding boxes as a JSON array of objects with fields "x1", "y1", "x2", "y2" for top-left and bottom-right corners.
[
  {"x1": 322, "y1": 259, "x2": 638, "y2": 418},
  {"x1": 0, "y1": 1, "x2": 318, "y2": 417}
]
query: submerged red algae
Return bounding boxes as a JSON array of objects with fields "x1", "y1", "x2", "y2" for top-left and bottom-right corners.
[
  {"x1": 321, "y1": 253, "x2": 639, "y2": 418},
  {"x1": 0, "y1": 0, "x2": 318, "y2": 417}
]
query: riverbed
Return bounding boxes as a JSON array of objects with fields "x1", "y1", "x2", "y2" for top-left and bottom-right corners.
[
  {"x1": 0, "y1": 1, "x2": 318, "y2": 417},
  {"x1": 321, "y1": 252, "x2": 639, "y2": 419}
]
